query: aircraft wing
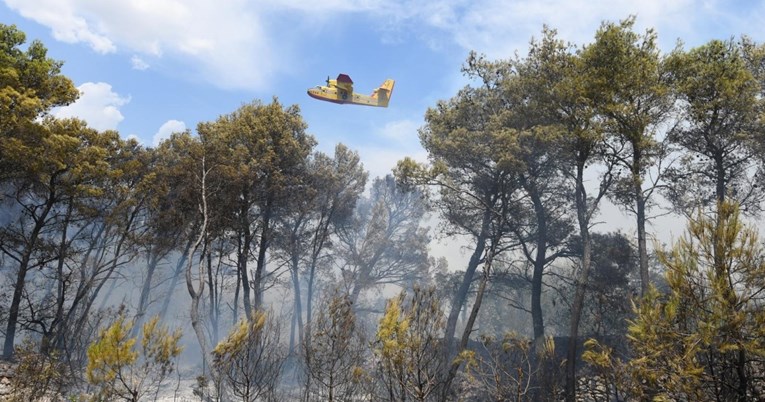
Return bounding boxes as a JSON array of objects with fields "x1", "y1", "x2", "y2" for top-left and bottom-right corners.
[
  {"x1": 334, "y1": 73, "x2": 354, "y2": 93},
  {"x1": 336, "y1": 74, "x2": 353, "y2": 84}
]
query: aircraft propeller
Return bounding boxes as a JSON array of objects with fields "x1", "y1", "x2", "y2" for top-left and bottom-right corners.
[{"x1": 326, "y1": 76, "x2": 331, "y2": 86}]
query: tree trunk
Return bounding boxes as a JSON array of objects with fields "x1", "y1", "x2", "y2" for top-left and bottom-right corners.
[
  {"x1": 289, "y1": 251, "x2": 304, "y2": 356},
  {"x1": 233, "y1": 264, "x2": 241, "y2": 323},
  {"x1": 3, "y1": 189, "x2": 57, "y2": 358},
  {"x1": 349, "y1": 271, "x2": 367, "y2": 306},
  {"x1": 305, "y1": 214, "x2": 333, "y2": 332},
  {"x1": 133, "y1": 249, "x2": 160, "y2": 335},
  {"x1": 43, "y1": 201, "x2": 73, "y2": 356},
  {"x1": 564, "y1": 160, "x2": 594, "y2": 402},
  {"x1": 636, "y1": 193, "x2": 648, "y2": 296},
  {"x1": 238, "y1": 223, "x2": 254, "y2": 320},
  {"x1": 736, "y1": 348, "x2": 748, "y2": 402},
  {"x1": 158, "y1": 237, "x2": 192, "y2": 321},
  {"x1": 71, "y1": 203, "x2": 142, "y2": 345},
  {"x1": 629, "y1": 148, "x2": 649, "y2": 297},
  {"x1": 289, "y1": 306, "x2": 297, "y2": 356},
  {"x1": 187, "y1": 251, "x2": 208, "y2": 370},
  {"x1": 206, "y1": 251, "x2": 219, "y2": 347},
  {"x1": 715, "y1": 153, "x2": 726, "y2": 205},
  {"x1": 439, "y1": 207, "x2": 491, "y2": 402},
  {"x1": 446, "y1": 261, "x2": 491, "y2": 392},
  {"x1": 529, "y1": 188, "x2": 548, "y2": 343},
  {"x1": 187, "y1": 159, "x2": 210, "y2": 371},
  {"x1": 714, "y1": 153, "x2": 726, "y2": 271},
  {"x1": 305, "y1": 257, "x2": 318, "y2": 337},
  {"x1": 443, "y1": 208, "x2": 491, "y2": 355},
  {"x1": 253, "y1": 201, "x2": 272, "y2": 310}
]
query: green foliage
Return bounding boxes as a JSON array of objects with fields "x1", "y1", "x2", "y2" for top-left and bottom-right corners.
[
  {"x1": 395, "y1": 51, "x2": 525, "y2": 229},
  {"x1": 195, "y1": 98, "x2": 317, "y2": 314},
  {"x1": 564, "y1": 232, "x2": 636, "y2": 337},
  {"x1": 0, "y1": 114, "x2": 137, "y2": 367},
  {"x1": 459, "y1": 332, "x2": 561, "y2": 401},
  {"x1": 86, "y1": 314, "x2": 182, "y2": 402},
  {"x1": 586, "y1": 202, "x2": 765, "y2": 400},
  {"x1": 7, "y1": 340, "x2": 72, "y2": 401},
  {"x1": 303, "y1": 293, "x2": 367, "y2": 402},
  {"x1": 582, "y1": 16, "x2": 673, "y2": 206},
  {"x1": 211, "y1": 310, "x2": 284, "y2": 402},
  {"x1": 580, "y1": 15, "x2": 676, "y2": 303},
  {"x1": 664, "y1": 38, "x2": 765, "y2": 213},
  {"x1": 583, "y1": 16, "x2": 672, "y2": 141},
  {"x1": 198, "y1": 98, "x2": 316, "y2": 212},
  {"x1": 581, "y1": 339, "x2": 633, "y2": 402},
  {"x1": 373, "y1": 287, "x2": 446, "y2": 401},
  {"x1": 0, "y1": 23, "x2": 78, "y2": 138}
]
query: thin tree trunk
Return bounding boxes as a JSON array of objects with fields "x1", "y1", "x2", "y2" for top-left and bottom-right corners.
[
  {"x1": 207, "y1": 251, "x2": 219, "y2": 347},
  {"x1": 235, "y1": 185, "x2": 255, "y2": 320},
  {"x1": 289, "y1": 305, "x2": 297, "y2": 356},
  {"x1": 52, "y1": 223, "x2": 105, "y2": 351},
  {"x1": 715, "y1": 153, "x2": 726, "y2": 205},
  {"x1": 43, "y1": 201, "x2": 73, "y2": 355},
  {"x1": 187, "y1": 158, "x2": 211, "y2": 371},
  {"x1": 628, "y1": 147, "x2": 649, "y2": 297},
  {"x1": 305, "y1": 215, "x2": 332, "y2": 331},
  {"x1": 305, "y1": 257, "x2": 318, "y2": 340},
  {"x1": 736, "y1": 348, "x2": 748, "y2": 402},
  {"x1": 158, "y1": 237, "x2": 193, "y2": 321},
  {"x1": 238, "y1": 218, "x2": 253, "y2": 320},
  {"x1": 233, "y1": 263, "x2": 241, "y2": 323},
  {"x1": 443, "y1": 242, "x2": 496, "y2": 401},
  {"x1": 714, "y1": 153, "x2": 726, "y2": 271},
  {"x1": 4, "y1": 187, "x2": 57, "y2": 358},
  {"x1": 565, "y1": 161, "x2": 594, "y2": 402},
  {"x1": 253, "y1": 202, "x2": 272, "y2": 310},
  {"x1": 71, "y1": 202, "x2": 142, "y2": 344},
  {"x1": 290, "y1": 252, "x2": 304, "y2": 355},
  {"x1": 444, "y1": 208, "x2": 491, "y2": 355},
  {"x1": 438, "y1": 208, "x2": 490, "y2": 402},
  {"x1": 636, "y1": 193, "x2": 648, "y2": 296},
  {"x1": 349, "y1": 271, "x2": 367, "y2": 306},
  {"x1": 133, "y1": 250, "x2": 160, "y2": 335},
  {"x1": 529, "y1": 189, "x2": 548, "y2": 343}
]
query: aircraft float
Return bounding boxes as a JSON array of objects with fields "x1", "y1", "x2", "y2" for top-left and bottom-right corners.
[{"x1": 307, "y1": 74, "x2": 395, "y2": 107}]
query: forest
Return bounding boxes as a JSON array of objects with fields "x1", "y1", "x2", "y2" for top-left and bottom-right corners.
[{"x1": 2, "y1": 15, "x2": 765, "y2": 402}]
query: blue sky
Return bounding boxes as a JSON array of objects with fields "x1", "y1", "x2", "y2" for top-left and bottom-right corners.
[{"x1": 2, "y1": 0, "x2": 764, "y2": 181}]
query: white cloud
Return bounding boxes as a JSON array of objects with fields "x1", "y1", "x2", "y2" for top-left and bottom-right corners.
[
  {"x1": 130, "y1": 55, "x2": 149, "y2": 70},
  {"x1": 153, "y1": 120, "x2": 186, "y2": 147},
  {"x1": 5, "y1": 0, "x2": 275, "y2": 90},
  {"x1": 6, "y1": 0, "x2": 762, "y2": 91},
  {"x1": 274, "y1": 0, "x2": 382, "y2": 14},
  {"x1": 374, "y1": 0, "x2": 708, "y2": 57},
  {"x1": 51, "y1": 82, "x2": 130, "y2": 131},
  {"x1": 4, "y1": 0, "x2": 115, "y2": 53}
]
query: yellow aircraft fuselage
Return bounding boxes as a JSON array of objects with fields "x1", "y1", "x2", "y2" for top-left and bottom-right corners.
[{"x1": 308, "y1": 74, "x2": 395, "y2": 107}]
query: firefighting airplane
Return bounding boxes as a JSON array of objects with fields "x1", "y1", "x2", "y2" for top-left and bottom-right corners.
[{"x1": 307, "y1": 74, "x2": 395, "y2": 107}]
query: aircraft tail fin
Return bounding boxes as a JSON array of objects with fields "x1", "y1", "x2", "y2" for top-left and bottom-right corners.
[{"x1": 371, "y1": 79, "x2": 395, "y2": 107}]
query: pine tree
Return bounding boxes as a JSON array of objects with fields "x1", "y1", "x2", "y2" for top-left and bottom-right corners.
[
  {"x1": 374, "y1": 287, "x2": 447, "y2": 401},
  {"x1": 585, "y1": 202, "x2": 765, "y2": 401},
  {"x1": 86, "y1": 314, "x2": 183, "y2": 402}
]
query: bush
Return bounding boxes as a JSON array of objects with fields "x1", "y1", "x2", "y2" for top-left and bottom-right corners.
[
  {"x1": 86, "y1": 314, "x2": 182, "y2": 401},
  {"x1": 211, "y1": 311, "x2": 284, "y2": 402}
]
